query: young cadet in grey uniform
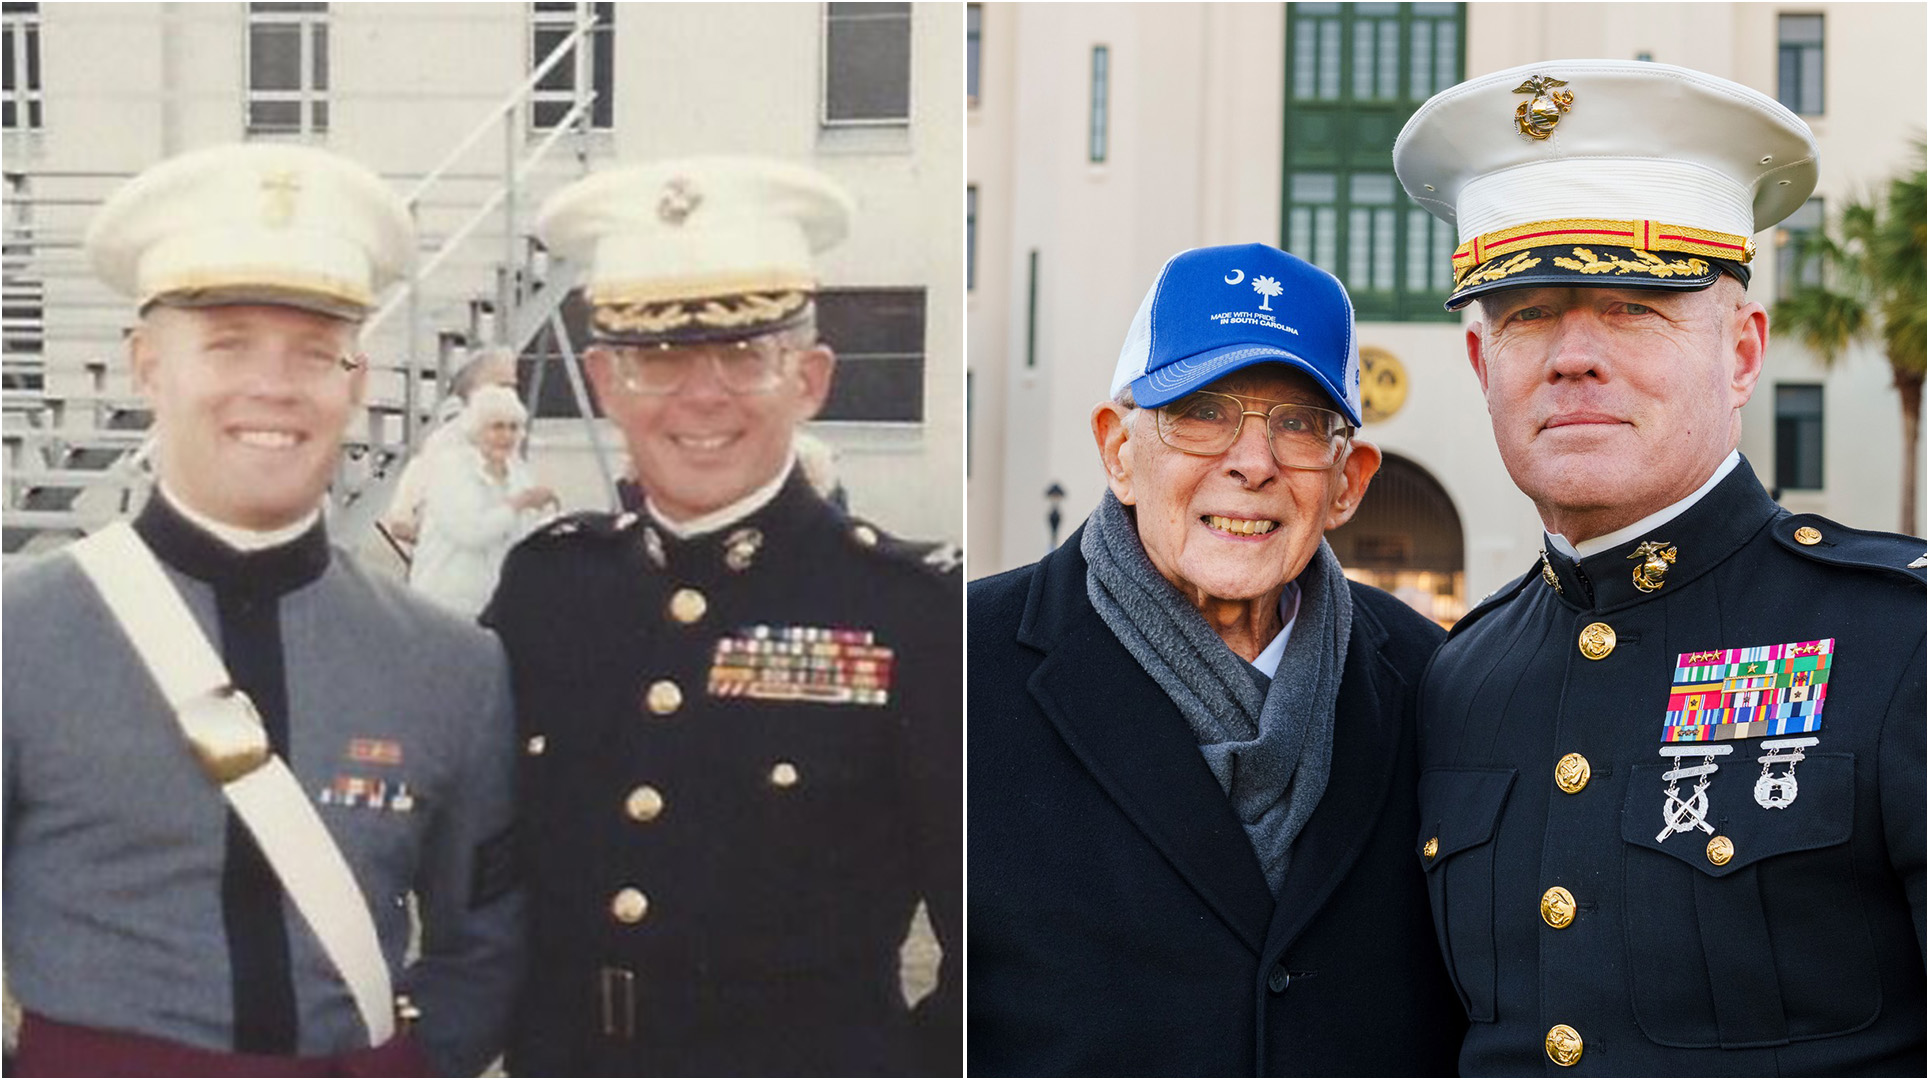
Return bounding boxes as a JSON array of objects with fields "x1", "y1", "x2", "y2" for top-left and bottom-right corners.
[
  {"x1": 2, "y1": 143, "x2": 521, "y2": 1076},
  {"x1": 486, "y1": 158, "x2": 961, "y2": 1076},
  {"x1": 1394, "y1": 61, "x2": 1925, "y2": 1074}
]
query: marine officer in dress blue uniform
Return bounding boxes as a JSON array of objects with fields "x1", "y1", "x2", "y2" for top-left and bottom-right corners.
[
  {"x1": 1394, "y1": 60, "x2": 1926, "y2": 1074},
  {"x1": 2, "y1": 143, "x2": 521, "y2": 1076},
  {"x1": 486, "y1": 157, "x2": 961, "y2": 1077}
]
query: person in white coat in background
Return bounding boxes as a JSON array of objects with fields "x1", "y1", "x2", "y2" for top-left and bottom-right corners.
[{"x1": 410, "y1": 384, "x2": 557, "y2": 618}]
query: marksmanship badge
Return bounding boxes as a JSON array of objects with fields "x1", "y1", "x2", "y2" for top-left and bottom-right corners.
[{"x1": 1754, "y1": 736, "x2": 1819, "y2": 809}]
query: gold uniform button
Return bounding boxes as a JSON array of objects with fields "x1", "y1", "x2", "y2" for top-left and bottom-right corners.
[
  {"x1": 1554, "y1": 752, "x2": 1590, "y2": 794},
  {"x1": 1794, "y1": 525, "x2": 1823, "y2": 546},
  {"x1": 609, "y1": 887, "x2": 649, "y2": 924},
  {"x1": 1540, "y1": 886, "x2": 1576, "y2": 929},
  {"x1": 1545, "y1": 1024, "x2": 1583, "y2": 1067},
  {"x1": 645, "y1": 680, "x2": 683, "y2": 716},
  {"x1": 1707, "y1": 834, "x2": 1734, "y2": 866},
  {"x1": 769, "y1": 762, "x2": 800, "y2": 788},
  {"x1": 1578, "y1": 621, "x2": 1616, "y2": 660},
  {"x1": 624, "y1": 785, "x2": 665, "y2": 823},
  {"x1": 1422, "y1": 836, "x2": 1439, "y2": 860},
  {"x1": 524, "y1": 734, "x2": 547, "y2": 756},
  {"x1": 851, "y1": 524, "x2": 879, "y2": 548},
  {"x1": 667, "y1": 587, "x2": 707, "y2": 624}
]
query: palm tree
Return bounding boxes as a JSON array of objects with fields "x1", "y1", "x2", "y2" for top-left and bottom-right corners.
[
  {"x1": 1252, "y1": 275, "x2": 1283, "y2": 311},
  {"x1": 1772, "y1": 147, "x2": 1926, "y2": 534}
]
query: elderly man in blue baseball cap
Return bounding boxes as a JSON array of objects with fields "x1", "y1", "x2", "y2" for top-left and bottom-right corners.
[{"x1": 967, "y1": 242, "x2": 1464, "y2": 1075}]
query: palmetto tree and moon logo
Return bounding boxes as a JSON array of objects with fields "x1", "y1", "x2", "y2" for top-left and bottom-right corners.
[{"x1": 1223, "y1": 267, "x2": 1285, "y2": 310}]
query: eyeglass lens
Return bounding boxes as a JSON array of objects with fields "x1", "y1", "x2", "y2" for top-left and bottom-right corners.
[
  {"x1": 620, "y1": 343, "x2": 785, "y2": 394},
  {"x1": 1157, "y1": 392, "x2": 1350, "y2": 468}
]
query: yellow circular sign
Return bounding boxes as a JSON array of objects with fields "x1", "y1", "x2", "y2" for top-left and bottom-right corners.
[{"x1": 1359, "y1": 346, "x2": 1409, "y2": 424}]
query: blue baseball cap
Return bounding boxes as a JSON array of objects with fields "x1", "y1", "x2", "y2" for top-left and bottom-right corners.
[{"x1": 1109, "y1": 243, "x2": 1361, "y2": 426}]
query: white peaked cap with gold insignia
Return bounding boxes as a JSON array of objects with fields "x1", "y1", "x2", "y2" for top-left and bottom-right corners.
[
  {"x1": 1394, "y1": 59, "x2": 1818, "y2": 310},
  {"x1": 86, "y1": 142, "x2": 414, "y2": 320},
  {"x1": 537, "y1": 156, "x2": 855, "y2": 345}
]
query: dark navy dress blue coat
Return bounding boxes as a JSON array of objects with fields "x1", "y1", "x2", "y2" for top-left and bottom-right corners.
[
  {"x1": 1419, "y1": 457, "x2": 1925, "y2": 1075},
  {"x1": 968, "y1": 523, "x2": 1465, "y2": 1076}
]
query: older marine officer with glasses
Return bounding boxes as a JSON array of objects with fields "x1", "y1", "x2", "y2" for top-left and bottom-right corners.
[
  {"x1": 968, "y1": 242, "x2": 1463, "y2": 1075},
  {"x1": 486, "y1": 157, "x2": 960, "y2": 1076}
]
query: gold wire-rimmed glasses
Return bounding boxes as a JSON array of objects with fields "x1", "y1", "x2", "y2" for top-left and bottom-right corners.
[
  {"x1": 609, "y1": 339, "x2": 791, "y2": 396},
  {"x1": 1154, "y1": 390, "x2": 1355, "y2": 470}
]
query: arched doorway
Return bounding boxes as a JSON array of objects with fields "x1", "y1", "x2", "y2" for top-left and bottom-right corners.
[{"x1": 1328, "y1": 453, "x2": 1466, "y2": 627}]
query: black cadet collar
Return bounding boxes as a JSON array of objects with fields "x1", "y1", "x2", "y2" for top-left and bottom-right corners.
[
  {"x1": 1538, "y1": 455, "x2": 1780, "y2": 612},
  {"x1": 133, "y1": 492, "x2": 332, "y2": 597}
]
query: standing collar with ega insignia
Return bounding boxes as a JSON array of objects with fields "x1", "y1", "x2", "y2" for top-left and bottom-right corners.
[
  {"x1": 1536, "y1": 458, "x2": 1779, "y2": 611},
  {"x1": 1394, "y1": 59, "x2": 1818, "y2": 310}
]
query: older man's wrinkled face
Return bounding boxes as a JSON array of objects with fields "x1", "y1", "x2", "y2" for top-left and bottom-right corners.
[
  {"x1": 1095, "y1": 366, "x2": 1378, "y2": 605},
  {"x1": 1468, "y1": 280, "x2": 1766, "y2": 541},
  {"x1": 587, "y1": 335, "x2": 834, "y2": 523}
]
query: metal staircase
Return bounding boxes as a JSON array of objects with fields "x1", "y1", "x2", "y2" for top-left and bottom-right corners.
[{"x1": 1, "y1": 12, "x2": 613, "y2": 560}]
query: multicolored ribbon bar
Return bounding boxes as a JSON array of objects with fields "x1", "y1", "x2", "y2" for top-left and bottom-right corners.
[{"x1": 1661, "y1": 638, "x2": 1833, "y2": 743}]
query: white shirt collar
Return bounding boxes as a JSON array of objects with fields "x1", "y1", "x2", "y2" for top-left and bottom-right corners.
[
  {"x1": 158, "y1": 481, "x2": 323, "y2": 552},
  {"x1": 1249, "y1": 580, "x2": 1302, "y2": 677},
  {"x1": 1547, "y1": 450, "x2": 1741, "y2": 560},
  {"x1": 645, "y1": 446, "x2": 798, "y2": 540}
]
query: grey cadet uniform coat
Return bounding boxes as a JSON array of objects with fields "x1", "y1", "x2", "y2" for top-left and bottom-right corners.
[
  {"x1": 2, "y1": 497, "x2": 523, "y2": 1075},
  {"x1": 1419, "y1": 456, "x2": 1925, "y2": 1074},
  {"x1": 488, "y1": 470, "x2": 962, "y2": 1076}
]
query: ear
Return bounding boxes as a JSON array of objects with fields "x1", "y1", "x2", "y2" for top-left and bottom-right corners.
[
  {"x1": 789, "y1": 344, "x2": 836, "y2": 421},
  {"x1": 1465, "y1": 323, "x2": 1491, "y2": 394},
  {"x1": 583, "y1": 346, "x2": 619, "y2": 405},
  {"x1": 1091, "y1": 401, "x2": 1138, "y2": 505},
  {"x1": 346, "y1": 350, "x2": 369, "y2": 407},
  {"x1": 1728, "y1": 298, "x2": 1768, "y2": 408},
  {"x1": 1325, "y1": 437, "x2": 1381, "y2": 530},
  {"x1": 129, "y1": 324, "x2": 161, "y2": 399}
]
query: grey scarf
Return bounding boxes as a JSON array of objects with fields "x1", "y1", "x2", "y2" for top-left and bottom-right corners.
[{"x1": 1082, "y1": 489, "x2": 1351, "y2": 894}]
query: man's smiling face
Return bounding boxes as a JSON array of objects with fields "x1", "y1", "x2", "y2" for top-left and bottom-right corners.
[
  {"x1": 1100, "y1": 365, "x2": 1376, "y2": 607},
  {"x1": 133, "y1": 302, "x2": 364, "y2": 530}
]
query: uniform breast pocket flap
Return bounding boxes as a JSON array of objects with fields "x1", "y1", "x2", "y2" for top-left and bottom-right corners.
[
  {"x1": 1417, "y1": 766, "x2": 1516, "y2": 870},
  {"x1": 1416, "y1": 766, "x2": 1516, "y2": 1023},
  {"x1": 1619, "y1": 751, "x2": 1853, "y2": 876}
]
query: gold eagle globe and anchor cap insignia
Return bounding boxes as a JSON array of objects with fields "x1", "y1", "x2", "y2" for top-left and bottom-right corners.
[
  {"x1": 657, "y1": 176, "x2": 702, "y2": 225},
  {"x1": 1513, "y1": 75, "x2": 1574, "y2": 140},
  {"x1": 1629, "y1": 540, "x2": 1677, "y2": 592}
]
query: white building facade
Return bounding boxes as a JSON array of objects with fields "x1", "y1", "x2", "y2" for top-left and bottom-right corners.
[
  {"x1": 3, "y1": 1, "x2": 964, "y2": 547},
  {"x1": 967, "y1": 1, "x2": 1926, "y2": 617}
]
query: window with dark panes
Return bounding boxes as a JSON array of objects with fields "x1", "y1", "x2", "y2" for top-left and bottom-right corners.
[
  {"x1": 815, "y1": 288, "x2": 925, "y2": 423},
  {"x1": 966, "y1": 3, "x2": 981, "y2": 105},
  {"x1": 1777, "y1": 14, "x2": 1823, "y2": 116},
  {"x1": 823, "y1": 2, "x2": 911, "y2": 125},
  {"x1": 1282, "y1": 2, "x2": 1463, "y2": 321},
  {"x1": 966, "y1": 184, "x2": 978, "y2": 291},
  {"x1": 531, "y1": 1, "x2": 613, "y2": 131},
  {"x1": 2, "y1": 2, "x2": 41, "y2": 131},
  {"x1": 1775, "y1": 384, "x2": 1824, "y2": 491},
  {"x1": 247, "y1": 2, "x2": 328, "y2": 135},
  {"x1": 1089, "y1": 45, "x2": 1109, "y2": 163},
  {"x1": 1776, "y1": 197, "x2": 1824, "y2": 300}
]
